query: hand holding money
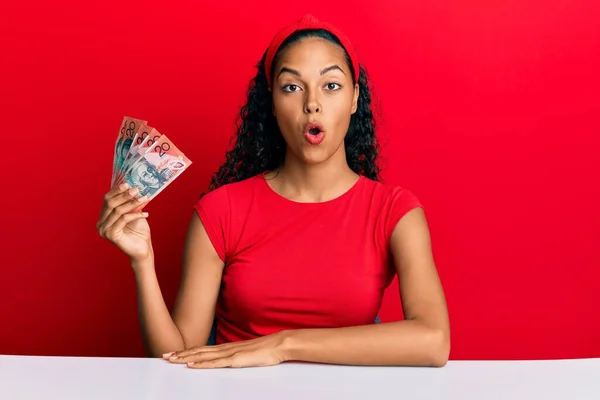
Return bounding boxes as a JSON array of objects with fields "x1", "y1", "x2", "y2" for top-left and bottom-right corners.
[
  {"x1": 97, "y1": 183, "x2": 153, "y2": 264},
  {"x1": 97, "y1": 116, "x2": 193, "y2": 263}
]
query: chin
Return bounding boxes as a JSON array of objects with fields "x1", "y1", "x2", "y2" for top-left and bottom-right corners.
[
  {"x1": 300, "y1": 155, "x2": 330, "y2": 165},
  {"x1": 286, "y1": 135, "x2": 344, "y2": 165},
  {"x1": 297, "y1": 148, "x2": 335, "y2": 165}
]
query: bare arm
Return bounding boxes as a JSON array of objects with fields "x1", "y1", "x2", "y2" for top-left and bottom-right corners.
[
  {"x1": 135, "y1": 212, "x2": 224, "y2": 357},
  {"x1": 282, "y1": 207, "x2": 450, "y2": 367}
]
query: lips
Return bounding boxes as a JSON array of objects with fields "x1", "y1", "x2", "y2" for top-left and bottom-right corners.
[{"x1": 303, "y1": 121, "x2": 326, "y2": 145}]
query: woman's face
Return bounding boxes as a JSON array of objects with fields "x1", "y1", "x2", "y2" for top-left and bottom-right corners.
[{"x1": 271, "y1": 37, "x2": 359, "y2": 165}]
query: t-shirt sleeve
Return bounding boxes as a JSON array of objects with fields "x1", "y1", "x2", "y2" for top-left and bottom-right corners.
[
  {"x1": 193, "y1": 186, "x2": 230, "y2": 263},
  {"x1": 385, "y1": 187, "x2": 423, "y2": 241}
]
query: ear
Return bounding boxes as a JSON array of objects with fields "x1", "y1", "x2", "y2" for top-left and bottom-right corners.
[{"x1": 351, "y1": 82, "x2": 359, "y2": 114}]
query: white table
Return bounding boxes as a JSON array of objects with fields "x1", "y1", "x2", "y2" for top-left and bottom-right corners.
[{"x1": 1, "y1": 355, "x2": 598, "y2": 399}]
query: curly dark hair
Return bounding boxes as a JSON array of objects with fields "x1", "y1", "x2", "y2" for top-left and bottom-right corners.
[{"x1": 208, "y1": 29, "x2": 381, "y2": 191}]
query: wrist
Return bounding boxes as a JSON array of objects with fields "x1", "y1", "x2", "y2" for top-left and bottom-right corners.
[
  {"x1": 131, "y1": 252, "x2": 155, "y2": 274},
  {"x1": 278, "y1": 329, "x2": 304, "y2": 362}
]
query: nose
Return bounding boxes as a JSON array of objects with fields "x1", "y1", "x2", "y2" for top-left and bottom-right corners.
[
  {"x1": 304, "y1": 91, "x2": 321, "y2": 114},
  {"x1": 305, "y1": 102, "x2": 320, "y2": 114}
]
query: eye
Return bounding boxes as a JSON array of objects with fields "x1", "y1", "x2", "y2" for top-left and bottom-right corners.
[
  {"x1": 325, "y1": 82, "x2": 342, "y2": 91},
  {"x1": 283, "y1": 84, "x2": 301, "y2": 92}
]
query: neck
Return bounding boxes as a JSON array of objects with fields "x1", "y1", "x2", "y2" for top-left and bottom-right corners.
[{"x1": 271, "y1": 146, "x2": 359, "y2": 203}]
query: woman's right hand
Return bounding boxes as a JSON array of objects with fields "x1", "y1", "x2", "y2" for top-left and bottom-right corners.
[{"x1": 97, "y1": 183, "x2": 153, "y2": 265}]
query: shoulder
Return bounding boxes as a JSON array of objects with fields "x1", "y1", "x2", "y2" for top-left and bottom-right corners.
[
  {"x1": 359, "y1": 177, "x2": 422, "y2": 211},
  {"x1": 192, "y1": 174, "x2": 264, "y2": 262},
  {"x1": 195, "y1": 174, "x2": 263, "y2": 210},
  {"x1": 358, "y1": 177, "x2": 424, "y2": 239}
]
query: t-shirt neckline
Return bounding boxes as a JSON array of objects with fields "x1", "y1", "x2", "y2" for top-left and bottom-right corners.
[{"x1": 258, "y1": 172, "x2": 364, "y2": 206}]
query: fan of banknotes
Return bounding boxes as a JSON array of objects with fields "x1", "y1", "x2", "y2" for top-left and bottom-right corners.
[{"x1": 111, "y1": 116, "x2": 192, "y2": 211}]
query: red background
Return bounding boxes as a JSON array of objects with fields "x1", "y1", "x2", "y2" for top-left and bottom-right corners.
[{"x1": 1, "y1": 0, "x2": 599, "y2": 360}]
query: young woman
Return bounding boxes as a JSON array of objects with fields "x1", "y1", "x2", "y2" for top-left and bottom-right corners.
[{"x1": 97, "y1": 14, "x2": 450, "y2": 368}]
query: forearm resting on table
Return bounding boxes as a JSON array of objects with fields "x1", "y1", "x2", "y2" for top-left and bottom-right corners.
[
  {"x1": 133, "y1": 258, "x2": 184, "y2": 357},
  {"x1": 282, "y1": 319, "x2": 450, "y2": 367}
]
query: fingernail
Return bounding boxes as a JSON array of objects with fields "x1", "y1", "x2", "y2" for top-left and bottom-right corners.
[
  {"x1": 142, "y1": 212, "x2": 149, "y2": 217},
  {"x1": 187, "y1": 362, "x2": 195, "y2": 367},
  {"x1": 169, "y1": 356, "x2": 178, "y2": 360},
  {"x1": 162, "y1": 352, "x2": 173, "y2": 358},
  {"x1": 137, "y1": 195, "x2": 148, "y2": 202},
  {"x1": 119, "y1": 183, "x2": 129, "y2": 191},
  {"x1": 128, "y1": 188, "x2": 139, "y2": 196}
]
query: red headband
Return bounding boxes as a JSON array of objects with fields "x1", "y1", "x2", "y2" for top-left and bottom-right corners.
[{"x1": 264, "y1": 14, "x2": 360, "y2": 88}]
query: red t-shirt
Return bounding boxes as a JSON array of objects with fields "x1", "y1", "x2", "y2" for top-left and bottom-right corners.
[{"x1": 194, "y1": 173, "x2": 422, "y2": 344}]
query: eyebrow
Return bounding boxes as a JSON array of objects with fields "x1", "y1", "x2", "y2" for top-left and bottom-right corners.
[
  {"x1": 277, "y1": 64, "x2": 346, "y2": 79},
  {"x1": 321, "y1": 65, "x2": 345, "y2": 76}
]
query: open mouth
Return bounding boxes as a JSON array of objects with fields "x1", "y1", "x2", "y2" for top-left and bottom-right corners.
[
  {"x1": 305, "y1": 121, "x2": 324, "y2": 135},
  {"x1": 303, "y1": 122, "x2": 326, "y2": 145}
]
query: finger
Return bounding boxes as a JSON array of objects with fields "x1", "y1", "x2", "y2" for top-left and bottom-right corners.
[
  {"x1": 187, "y1": 357, "x2": 233, "y2": 369},
  {"x1": 170, "y1": 340, "x2": 252, "y2": 359},
  {"x1": 131, "y1": 200, "x2": 149, "y2": 214},
  {"x1": 104, "y1": 212, "x2": 149, "y2": 241},
  {"x1": 168, "y1": 346, "x2": 218, "y2": 361},
  {"x1": 98, "y1": 184, "x2": 128, "y2": 228},
  {"x1": 170, "y1": 342, "x2": 231, "y2": 358},
  {"x1": 170, "y1": 348, "x2": 236, "y2": 364},
  {"x1": 165, "y1": 347, "x2": 202, "y2": 360},
  {"x1": 99, "y1": 185, "x2": 139, "y2": 225},
  {"x1": 99, "y1": 195, "x2": 148, "y2": 234},
  {"x1": 106, "y1": 182, "x2": 130, "y2": 200}
]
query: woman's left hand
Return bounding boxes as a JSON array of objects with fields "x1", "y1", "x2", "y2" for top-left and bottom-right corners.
[{"x1": 163, "y1": 331, "x2": 290, "y2": 369}]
